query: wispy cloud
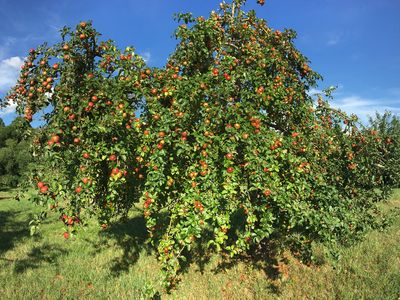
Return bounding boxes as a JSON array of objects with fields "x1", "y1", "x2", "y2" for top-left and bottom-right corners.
[
  {"x1": 307, "y1": 85, "x2": 344, "y2": 97},
  {"x1": 386, "y1": 87, "x2": 400, "y2": 97},
  {"x1": 326, "y1": 33, "x2": 343, "y2": 46},
  {"x1": 0, "y1": 37, "x2": 17, "y2": 60},
  {"x1": 140, "y1": 51, "x2": 151, "y2": 63},
  {"x1": 334, "y1": 96, "x2": 374, "y2": 108},
  {"x1": 307, "y1": 88, "x2": 323, "y2": 95},
  {"x1": 0, "y1": 13, "x2": 63, "y2": 61},
  {"x1": 327, "y1": 37, "x2": 340, "y2": 46},
  {"x1": 0, "y1": 56, "x2": 24, "y2": 92},
  {"x1": 331, "y1": 94, "x2": 400, "y2": 122}
]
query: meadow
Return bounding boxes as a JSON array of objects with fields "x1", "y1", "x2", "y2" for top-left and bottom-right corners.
[{"x1": 1, "y1": 188, "x2": 399, "y2": 299}]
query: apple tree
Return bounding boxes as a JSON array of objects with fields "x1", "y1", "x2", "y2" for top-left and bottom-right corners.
[
  {"x1": 1, "y1": 0, "x2": 394, "y2": 289},
  {"x1": 139, "y1": 1, "x2": 389, "y2": 287},
  {"x1": 4, "y1": 21, "x2": 152, "y2": 234}
]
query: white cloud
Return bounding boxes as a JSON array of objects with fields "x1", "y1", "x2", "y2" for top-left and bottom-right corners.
[
  {"x1": 0, "y1": 56, "x2": 24, "y2": 92},
  {"x1": 0, "y1": 100, "x2": 17, "y2": 117},
  {"x1": 0, "y1": 56, "x2": 24, "y2": 117}
]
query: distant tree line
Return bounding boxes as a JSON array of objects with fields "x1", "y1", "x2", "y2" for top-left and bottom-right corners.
[{"x1": 0, "y1": 117, "x2": 33, "y2": 189}]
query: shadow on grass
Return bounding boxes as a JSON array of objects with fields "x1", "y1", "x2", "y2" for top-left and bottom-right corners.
[
  {"x1": 89, "y1": 214, "x2": 152, "y2": 277},
  {"x1": 0, "y1": 207, "x2": 68, "y2": 274},
  {"x1": 82, "y1": 209, "x2": 290, "y2": 296},
  {"x1": 0, "y1": 188, "x2": 15, "y2": 200},
  {"x1": 85, "y1": 209, "x2": 287, "y2": 295},
  {"x1": 176, "y1": 208, "x2": 289, "y2": 295},
  {"x1": 0, "y1": 210, "x2": 31, "y2": 256},
  {"x1": 213, "y1": 240, "x2": 286, "y2": 295},
  {"x1": 13, "y1": 244, "x2": 68, "y2": 273}
]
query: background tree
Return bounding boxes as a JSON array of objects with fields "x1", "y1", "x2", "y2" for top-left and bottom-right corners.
[
  {"x1": 0, "y1": 118, "x2": 32, "y2": 189},
  {"x1": 0, "y1": 117, "x2": 33, "y2": 189},
  {"x1": 364, "y1": 111, "x2": 400, "y2": 189}
]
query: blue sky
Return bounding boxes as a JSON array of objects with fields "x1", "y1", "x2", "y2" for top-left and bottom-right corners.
[{"x1": 1, "y1": 0, "x2": 399, "y2": 124}]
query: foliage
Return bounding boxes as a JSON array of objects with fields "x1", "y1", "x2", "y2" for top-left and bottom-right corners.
[{"x1": 1, "y1": 0, "x2": 397, "y2": 289}]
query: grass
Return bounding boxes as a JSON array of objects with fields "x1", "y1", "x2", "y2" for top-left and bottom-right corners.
[{"x1": 0, "y1": 189, "x2": 399, "y2": 299}]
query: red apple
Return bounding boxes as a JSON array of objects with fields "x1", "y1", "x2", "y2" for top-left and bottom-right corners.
[
  {"x1": 263, "y1": 189, "x2": 271, "y2": 196},
  {"x1": 51, "y1": 135, "x2": 60, "y2": 143},
  {"x1": 291, "y1": 132, "x2": 299, "y2": 138},
  {"x1": 223, "y1": 73, "x2": 231, "y2": 80},
  {"x1": 225, "y1": 153, "x2": 233, "y2": 160}
]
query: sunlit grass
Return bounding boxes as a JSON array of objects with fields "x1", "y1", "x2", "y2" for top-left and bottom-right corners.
[{"x1": 0, "y1": 189, "x2": 399, "y2": 299}]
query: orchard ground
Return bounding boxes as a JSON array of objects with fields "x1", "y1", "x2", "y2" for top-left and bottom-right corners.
[{"x1": 0, "y1": 188, "x2": 399, "y2": 299}]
